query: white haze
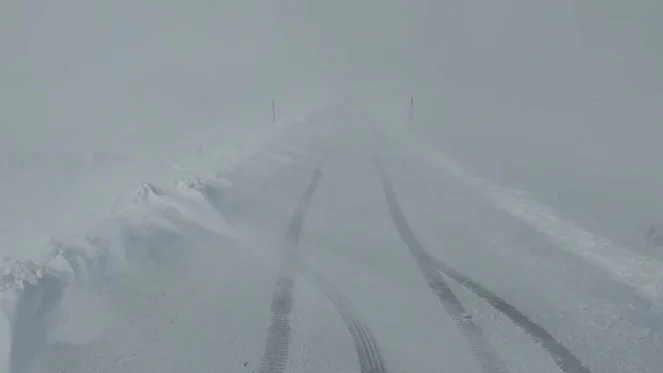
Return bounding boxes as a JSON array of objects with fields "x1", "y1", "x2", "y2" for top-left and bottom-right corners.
[
  {"x1": 1, "y1": 2, "x2": 663, "y2": 373},
  {"x1": 1, "y1": 0, "x2": 662, "y2": 250}
]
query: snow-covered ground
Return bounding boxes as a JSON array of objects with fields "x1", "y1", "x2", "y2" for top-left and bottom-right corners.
[
  {"x1": 404, "y1": 97, "x2": 663, "y2": 260},
  {"x1": 0, "y1": 118, "x2": 280, "y2": 259},
  {"x1": 0, "y1": 104, "x2": 657, "y2": 372},
  {"x1": 3, "y1": 1, "x2": 661, "y2": 372},
  {"x1": 0, "y1": 108, "x2": 320, "y2": 373}
]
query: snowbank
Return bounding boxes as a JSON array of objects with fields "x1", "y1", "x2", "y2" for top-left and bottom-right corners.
[
  {"x1": 0, "y1": 110, "x2": 321, "y2": 373},
  {"x1": 395, "y1": 127, "x2": 663, "y2": 307},
  {"x1": 0, "y1": 172, "x2": 237, "y2": 373}
]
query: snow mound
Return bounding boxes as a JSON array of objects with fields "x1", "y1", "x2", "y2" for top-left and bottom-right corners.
[
  {"x1": 0, "y1": 173, "x2": 236, "y2": 373},
  {"x1": 0, "y1": 112, "x2": 314, "y2": 373},
  {"x1": 132, "y1": 182, "x2": 166, "y2": 202},
  {"x1": 0, "y1": 259, "x2": 42, "y2": 290},
  {"x1": 0, "y1": 257, "x2": 65, "y2": 373}
]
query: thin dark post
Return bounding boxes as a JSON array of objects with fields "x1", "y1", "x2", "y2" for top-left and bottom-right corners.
[
  {"x1": 409, "y1": 95, "x2": 414, "y2": 123},
  {"x1": 272, "y1": 98, "x2": 276, "y2": 125}
]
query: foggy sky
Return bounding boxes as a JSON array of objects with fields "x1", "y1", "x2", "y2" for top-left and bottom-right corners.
[{"x1": 1, "y1": 0, "x2": 661, "y2": 152}]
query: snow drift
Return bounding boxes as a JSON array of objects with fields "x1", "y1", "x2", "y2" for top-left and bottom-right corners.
[
  {"x1": 0, "y1": 109, "x2": 326, "y2": 373},
  {"x1": 0, "y1": 171, "x2": 238, "y2": 373}
]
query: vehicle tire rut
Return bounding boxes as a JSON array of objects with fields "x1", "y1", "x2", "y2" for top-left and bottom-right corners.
[
  {"x1": 296, "y1": 260, "x2": 388, "y2": 373},
  {"x1": 377, "y1": 159, "x2": 592, "y2": 373},
  {"x1": 258, "y1": 167, "x2": 323, "y2": 373},
  {"x1": 378, "y1": 163, "x2": 511, "y2": 373},
  {"x1": 429, "y1": 257, "x2": 592, "y2": 373}
]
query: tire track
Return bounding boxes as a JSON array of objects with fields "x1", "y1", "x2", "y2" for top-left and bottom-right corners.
[
  {"x1": 429, "y1": 257, "x2": 592, "y2": 373},
  {"x1": 258, "y1": 167, "x2": 323, "y2": 373},
  {"x1": 377, "y1": 160, "x2": 592, "y2": 373},
  {"x1": 296, "y1": 259, "x2": 388, "y2": 373},
  {"x1": 378, "y1": 165, "x2": 511, "y2": 373}
]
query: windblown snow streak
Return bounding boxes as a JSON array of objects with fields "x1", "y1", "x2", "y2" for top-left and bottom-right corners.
[
  {"x1": 411, "y1": 137, "x2": 663, "y2": 306},
  {"x1": 258, "y1": 167, "x2": 323, "y2": 373}
]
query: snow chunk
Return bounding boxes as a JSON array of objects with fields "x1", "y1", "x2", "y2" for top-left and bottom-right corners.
[
  {"x1": 0, "y1": 258, "x2": 42, "y2": 290},
  {"x1": 133, "y1": 182, "x2": 165, "y2": 203},
  {"x1": 176, "y1": 177, "x2": 205, "y2": 191}
]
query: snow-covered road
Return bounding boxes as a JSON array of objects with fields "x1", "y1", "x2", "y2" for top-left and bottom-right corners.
[{"x1": 20, "y1": 106, "x2": 663, "y2": 372}]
